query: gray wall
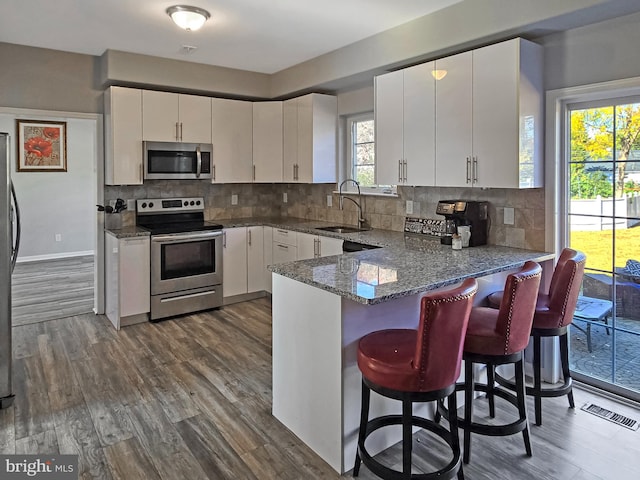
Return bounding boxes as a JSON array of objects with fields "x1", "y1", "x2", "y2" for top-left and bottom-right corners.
[
  {"x1": 0, "y1": 43, "x2": 102, "y2": 114},
  {"x1": 0, "y1": 114, "x2": 96, "y2": 260},
  {"x1": 541, "y1": 11, "x2": 640, "y2": 91}
]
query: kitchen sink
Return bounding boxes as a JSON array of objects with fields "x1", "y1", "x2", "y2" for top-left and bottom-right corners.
[{"x1": 316, "y1": 225, "x2": 371, "y2": 234}]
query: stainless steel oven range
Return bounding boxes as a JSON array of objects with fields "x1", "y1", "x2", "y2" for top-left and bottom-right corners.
[{"x1": 136, "y1": 197, "x2": 223, "y2": 321}]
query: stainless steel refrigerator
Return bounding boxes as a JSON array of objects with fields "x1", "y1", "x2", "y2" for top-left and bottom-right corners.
[{"x1": 1, "y1": 132, "x2": 20, "y2": 409}]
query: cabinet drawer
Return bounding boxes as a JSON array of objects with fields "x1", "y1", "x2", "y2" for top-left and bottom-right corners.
[
  {"x1": 273, "y1": 243, "x2": 297, "y2": 264},
  {"x1": 272, "y1": 228, "x2": 297, "y2": 246}
]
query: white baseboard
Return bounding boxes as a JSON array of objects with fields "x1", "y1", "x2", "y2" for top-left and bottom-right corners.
[{"x1": 16, "y1": 250, "x2": 95, "y2": 263}]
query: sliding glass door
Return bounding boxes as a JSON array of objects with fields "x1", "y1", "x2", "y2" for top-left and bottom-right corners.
[{"x1": 567, "y1": 100, "x2": 640, "y2": 397}]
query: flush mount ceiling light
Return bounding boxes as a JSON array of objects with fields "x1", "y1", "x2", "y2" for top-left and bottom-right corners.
[{"x1": 166, "y1": 5, "x2": 211, "y2": 31}]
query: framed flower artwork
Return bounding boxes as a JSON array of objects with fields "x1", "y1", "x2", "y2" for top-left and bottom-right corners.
[{"x1": 16, "y1": 119, "x2": 67, "y2": 172}]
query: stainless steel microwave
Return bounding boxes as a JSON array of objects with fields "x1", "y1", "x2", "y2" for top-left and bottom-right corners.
[{"x1": 143, "y1": 141, "x2": 213, "y2": 180}]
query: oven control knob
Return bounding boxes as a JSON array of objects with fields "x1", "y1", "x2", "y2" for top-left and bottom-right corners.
[
  {"x1": 141, "y1": 202, "x2": 147, "y2": 209},
  {"x1": 196, "y1": 200, "x2": 201, "y2": 206},
  {"x1": 149, "y1": 202, "x2": 154, "y2": 208},
  {"x1": 189, "y1": 201, "x2": 194, "y2": 206},
  {"x1": 184, "y1": 201, "x2": 188, "y2": 206}
]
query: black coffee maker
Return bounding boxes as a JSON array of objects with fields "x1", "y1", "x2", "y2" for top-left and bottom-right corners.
[{"x1": 436, "y1": 200, "x2": 488, "y2": 246}]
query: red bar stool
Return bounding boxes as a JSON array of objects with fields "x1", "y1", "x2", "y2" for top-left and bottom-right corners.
[
  {"x1": 353, "y1": 278, "x2": 478, "y2": 480},
  {"x1": 487, "y1": 248, "x2": 586, "y2": 425},
  {"x1": 439, "y1": 261, "x2": 542, "y2": 464}
]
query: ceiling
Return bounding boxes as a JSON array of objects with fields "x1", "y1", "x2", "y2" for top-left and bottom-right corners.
[{"x1": 0, "y1": 0, "x2": 461, "y2": 74}]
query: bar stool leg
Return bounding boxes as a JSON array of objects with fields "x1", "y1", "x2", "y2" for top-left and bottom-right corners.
[
  {"x1": 486, "y1": 363, "x2": 496, "y2": 418},
  {"x1": 463, "y1": 359, "x2": 474, "y2": 464},
  {"x1": 533, "y1": 335, "x2": 543, "y2": 426},
  {"x1": 559, "y1": 331, "x2": 575, "y2": 409},
  {"x1": 353, "y1": 379, "x2": 370, "y2": 476},
  {"x1": 515, "y1": 357, "x2": 533, "y2": 456},
  {"x1": 447, "y1": 392, "x2": 465, "y2": 480},
  {"x1": 402, "y1": 397, "x2": 412, "y2": 475}
]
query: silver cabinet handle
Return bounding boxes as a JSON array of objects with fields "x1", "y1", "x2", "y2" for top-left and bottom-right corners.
[
  {"x1": 213, "y1": 164, "x2": 216, "y2": 181},
  {"x1": 398, "y1": 159, "x2": 402, "y2": 183},
  {"x1": 293, "y1": 164, "x2": 296, "y2": 180},
  {"x1": 248, "y1": 229, "x2": 252, "y2": 246},
  {"x1": 175, "y1": 122, "x2": 180, "y2": 141},
  {"x1": 223, "y1": 231, "x2": 227, "y2": 248},
  {"x1": 403, "y1": 160, "x2": 408, "y2": 182},
  {"x1": 466, "y1": 157, "x2": 471, "y2": 184},
  {"x1": 179, "y1": 122, "x2": 183, "y2": 141},
  {"x1": 196, "y1": 145, "x2": 202, "y2": 178},
  {"x1": 276, "y1": 229, "x2": 288, "y2": 235},
  {"x1": 473, "y1": 156, "x2": 478, "y2": 183},
  {"x1": 253, "y1": 164, "x2": 256, "y2": 181},
  {"x1": 277, "y1": 244, "x2": 289, "y2": 250}
]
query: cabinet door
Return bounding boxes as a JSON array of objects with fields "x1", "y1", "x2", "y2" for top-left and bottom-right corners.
[
  {"x1": 300, "y1": 94, "x2": 336, "y2": 184},
  {"x1": 263, "y1": 226, "x2": 273, "y2": 293},
  {"x1": 472, "y1": 40, "x2": 519, "y2": 188},
  {"x1": 105, "y1": 87, "x2": 143, "y2": 185},
  {"x1": 179, "y1": 94, "x2": 212, "y2": 143},
  {"x1": 319, "y1": 236, "x2": 344, "y2": 257},
  {"x1": 119, "y1": 237, "x2": 150, "y2": 317},
  {"x1": 375, "y1": 70, "x2": 404, "y2": 185},
  {"x1": 253, "y1": 102, "x2": 283, "y2": 182},
  {"x1": 142, "y1": 90, "x2": 179, "y2": 141},
  {"x1": 247, "y1": 226, "x2": 265, "y2": 293},
  {"x1": 403, "y1": 63, "x2": 436, "y2": 186},
  {"x1": 434, "y1": 51, "x2": 472, "y2": 187},
  {"x1": 296, "y1": 232, "x2": 317, "y2": 260},
  {"x1": 283, "y1": 98, "x2": 298, "y2": 182},
  {"x1": 211, "y1": 98, "x2": 253, "y2": 183},
  {"x1": 223, "y1": 228, "x2": 248, "y2": 297}
]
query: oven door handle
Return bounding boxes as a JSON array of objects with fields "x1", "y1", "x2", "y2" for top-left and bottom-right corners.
[{"x1": 151, "y1": 231, "x2": 222, "y2": 243}]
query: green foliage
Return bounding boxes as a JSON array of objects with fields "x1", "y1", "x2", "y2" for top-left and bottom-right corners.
[{"x1": 570, "y1": 104, "x2": 640, "y2": 198}]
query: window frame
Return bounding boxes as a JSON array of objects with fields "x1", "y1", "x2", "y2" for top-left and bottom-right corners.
[{"x1": 342, "y1": 113, "x2": 397, "y2": 196}]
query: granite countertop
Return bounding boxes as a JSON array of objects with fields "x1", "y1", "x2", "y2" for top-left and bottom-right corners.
[
  {"x1": 106, "y1": 216, "x2": 554, "y2": 305},
  {"x1": 104, "y1": 226, "x2": 150, "y2": 238},
  {"x1": 230, "y1": 217, "x2": 554, "y2": 305}
]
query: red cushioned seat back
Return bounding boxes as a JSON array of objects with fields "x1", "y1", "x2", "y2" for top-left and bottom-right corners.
[
  {"x1": 413, "y1": 278, "x2": 478, "y2": 391},
  {"x1": 546, "y1": 248, "x2": 586, "y2": 328},
  {"x1": 496, "y1": 261, "x2": 542, "y2": 354}
]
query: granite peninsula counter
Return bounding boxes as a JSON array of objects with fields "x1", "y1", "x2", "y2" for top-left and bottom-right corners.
[{"x1": 268, "y1": 231, "x2": 554, "y2": 474}]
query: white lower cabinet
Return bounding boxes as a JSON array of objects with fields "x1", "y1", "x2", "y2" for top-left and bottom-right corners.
[
  {"x1": 297, "y1": 232, "x2": 343, "y2": 259},
  {"x1": 272, "y1": 242, "x2": 297, "y2": 264},
  {"x1": 223, "y1": 226, "x2": 267, "y2": 302},
  {"x1": 223, "y1": 227, "x2": 248, "y2": 298},
  {"x1": 247, "y1": 226, "x2": 265, "y2": 293},
  {"x1": 263, "y1": 226, "x2": 273, "y2": 293},
  {"x1": 105, "y1": 233, "x2": 150, "y2": 330}
]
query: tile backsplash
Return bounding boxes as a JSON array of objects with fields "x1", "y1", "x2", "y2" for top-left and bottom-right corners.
[{"x1": 105, "y1": 182, "x2": 546, "y2": 251}]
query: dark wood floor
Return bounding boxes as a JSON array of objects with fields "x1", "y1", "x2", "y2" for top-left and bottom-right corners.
[
  {"x1": 2, "y1": 298, "x2": 640, "y2": 479},
  {"x1": 11, "y1": 256, "x2": 94, "y2": 326}
]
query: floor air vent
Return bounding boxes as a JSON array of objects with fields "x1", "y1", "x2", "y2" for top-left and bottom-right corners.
[{"x1": 581, "y1": 403, "x2": 639, "y2": 431}]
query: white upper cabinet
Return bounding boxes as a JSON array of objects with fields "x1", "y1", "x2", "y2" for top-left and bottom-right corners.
[
  {"x1": 284, "y1": 94, "x2": 337, "y2": 183},
  {"x1": 253, "y1": 101, "x2": 284, "y2": 182},
  {"x1": 211, "y1": 98, "x2": 253, "y2": 183},
  {"x1": 435, "y1": 38, "x2": 543, "y2": 188},
  {"x1": 105, "y1": 86, "x2": 143, "y2": 185},
  {"x1": 375, "y1": 63, "x2": 436, "y2": 186},
  {"x1": 434, "y1": 52, "x2": 473, "y2": 187},
  {"x1": 142, "y1": 90, "x2": 211, "y2": 143}
]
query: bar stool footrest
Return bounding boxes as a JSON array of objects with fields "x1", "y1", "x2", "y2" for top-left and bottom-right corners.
[
  {"x1": 494, "y1": 371, "x2": 573, "y2": 398},
  {"x1": 437, "y1": 382, "x2": 528, "y2": 437},
  {"x1": 358, "y1": 414, "x2": 461, "y2": 480}
]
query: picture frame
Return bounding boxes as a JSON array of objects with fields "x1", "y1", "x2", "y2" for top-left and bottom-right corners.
[{"x1": 16, "y1": 119, "x2": 67, "y2": 172}]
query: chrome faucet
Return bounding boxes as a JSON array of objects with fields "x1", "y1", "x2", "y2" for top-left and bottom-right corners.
[{"x1": 338, "y1": 179, "x2": 368, "y2": 229}]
